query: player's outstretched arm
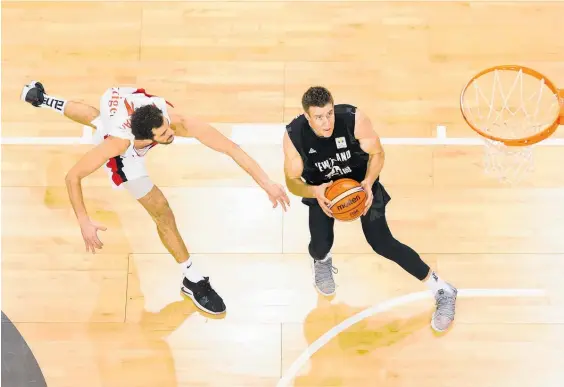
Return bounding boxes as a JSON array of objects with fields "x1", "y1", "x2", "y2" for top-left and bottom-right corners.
[
  {"x1": 65, "y1": 136, "x2": 130, "y2": 253},
  {"x1": 173, "y1": 114, "x2": 290, "y2": 211}
]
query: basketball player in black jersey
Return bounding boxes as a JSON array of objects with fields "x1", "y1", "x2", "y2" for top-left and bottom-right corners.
[{"x1": 283, "y1": 86, "x2": 457, "y2": 332}]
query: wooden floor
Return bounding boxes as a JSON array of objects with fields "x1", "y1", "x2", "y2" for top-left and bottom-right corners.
[{"x1": 3, "y1": 1, "x2": 564, "y2": 386}]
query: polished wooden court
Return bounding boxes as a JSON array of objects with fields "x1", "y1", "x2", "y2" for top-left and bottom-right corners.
[{"x1": 2, "y1": 1, "x2": 564, "y2": 386}]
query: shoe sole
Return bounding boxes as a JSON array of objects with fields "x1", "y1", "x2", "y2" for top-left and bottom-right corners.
[
  {"x1": 431, "y1": 318, "x2": 447, "y2": 332},
  {"x1": 310, "y1": 258, "x2": 336, "y2": 296},
  {"x1": 181, "y1": 286, "x2": 226, "y2": 315}
]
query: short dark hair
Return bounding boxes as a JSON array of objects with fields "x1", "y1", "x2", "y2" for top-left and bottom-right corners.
[
  {"x1": 301, "y1": 86, "x2": 334, "y2": 112},
  {"x1": 130, "y1": 104, "x2": 164, "y2": 140}
]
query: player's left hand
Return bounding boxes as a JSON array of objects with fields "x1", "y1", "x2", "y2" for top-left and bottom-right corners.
[
  {"x1": 360, "y1": 179, "x2": 374, "y2": 216},
  {"x1": 264, "y1": 181, "x2": 291, "y2": 211}
]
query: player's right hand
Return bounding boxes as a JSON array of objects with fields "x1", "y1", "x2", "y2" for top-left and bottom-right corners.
[
  {"x1": 313, "y1": 181, "x2": 334, "y2": 218},
  {"x1": 79, "y1": 218, "x2": 107, "y2": 254}
]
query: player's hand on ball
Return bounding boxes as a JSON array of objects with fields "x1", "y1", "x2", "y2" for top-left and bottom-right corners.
[
  {"x1": 360, "y1": 179, "x2": 374, "y2": 216},
  {"x1": 79, "y1": 218, "x2": 107, "y2": 254},
  {"x1": 265, "y1": 181, "x2": 290, "y2": 211},
  {"x1": 314, "y1": 181, "x2": 334, "y2": 218}
]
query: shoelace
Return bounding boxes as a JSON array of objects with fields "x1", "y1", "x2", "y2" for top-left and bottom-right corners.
[
  {"x1": 315, "y1": 259, "x2": 338, "y2": 282},
  {"x1": 435, "y1": 290, "x2": 456, "y2": 319},
  {"x1": 198, "y1": 277, "x2": 213, "y2": 290}
]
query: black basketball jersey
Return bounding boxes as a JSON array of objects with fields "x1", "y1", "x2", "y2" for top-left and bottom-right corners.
[{"x1": 286, "y1": 104, "x2": 370, "y2": 186}]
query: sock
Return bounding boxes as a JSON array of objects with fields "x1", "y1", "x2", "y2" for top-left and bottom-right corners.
[
  {"x1": 424, "y1": 271, "x2": 452, "y2": 295},
  {"x1": 40, "y1": 94, "x2": 67, "y2": 115},
  {"x1": 182, "y1": 260, "x2": 204, "y2": 282},
  {"x1": 317, "y1": 252, "x2": 331, "y2": 262}
]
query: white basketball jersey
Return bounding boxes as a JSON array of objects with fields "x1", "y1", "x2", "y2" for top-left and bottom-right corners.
[{"x1": 93, "y1": 87, "x2": 174, "y2": 188}]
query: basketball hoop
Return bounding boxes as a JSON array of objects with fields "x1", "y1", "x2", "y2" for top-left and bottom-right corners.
[{"x1": 460, "y1": 65, "x2": 564, "y2": 184}]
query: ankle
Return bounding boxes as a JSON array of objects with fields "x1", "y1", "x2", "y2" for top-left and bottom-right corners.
[{"x1": 182, "y1": 260, "x2": 204, "y2": 282}]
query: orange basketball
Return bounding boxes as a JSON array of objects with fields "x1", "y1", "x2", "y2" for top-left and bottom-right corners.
[{"x1": 325, "y1": 178, "x2": 367, "y2": 221}]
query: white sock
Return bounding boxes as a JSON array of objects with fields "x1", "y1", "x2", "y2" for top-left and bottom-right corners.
[
  {"x1": 40, "y1": 94, "x2": 67, "y2": 115},
  {"x1": 182, "y1": 260, "x2": 204, "y2": 282},
  {"x1": 424, "y1": 271, "x2": 452, "y2": 295}
]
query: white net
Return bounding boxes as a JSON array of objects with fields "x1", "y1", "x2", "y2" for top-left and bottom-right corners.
[
  {"x1": 461, "y1": 67, "x2": 561, "y2": 184},
  {"x1": 482, "y1": 138, "x2": 534, "y2": 184}
]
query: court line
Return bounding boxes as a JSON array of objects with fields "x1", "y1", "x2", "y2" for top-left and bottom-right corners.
[
  {"x1": 3, "y1": 124, "x2": 564, "y2": 146},
  {"x1": 276, "y1": 288, "x2": 546, "y2": 387}
]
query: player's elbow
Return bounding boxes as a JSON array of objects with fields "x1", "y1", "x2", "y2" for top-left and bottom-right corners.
[
  {"x1": 64, "y1": 171, "x2": 79, "y2": 184},
  {"x1": 65, "y1": 167, "x2": 84, "y2": 185},
  {"x1": 222, "y1": 140, "x2": 241, "y2": 156}
]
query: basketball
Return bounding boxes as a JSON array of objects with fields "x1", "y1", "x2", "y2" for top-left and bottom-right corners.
[{"x1": 325, "y1": 178, "x2": 367, "y2": 221}]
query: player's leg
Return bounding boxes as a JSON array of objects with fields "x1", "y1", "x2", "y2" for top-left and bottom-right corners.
[
  {"x1": 307, "y1": 201, "x2": 338, "y2": 296},
  {"x1": 21, "y1": 81, "x2": 100, "y2": 128},
  {"x1": 126, "y1": 177, "x2": 226, "y2": 315},
  {"x1": 360, "y1": 197, "x2": 457, "y2": 332}
]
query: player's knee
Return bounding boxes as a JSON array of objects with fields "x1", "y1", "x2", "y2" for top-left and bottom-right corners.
[
  {"x1": 145, "y1": 193, "x2": 176, "y2": 228},
  {"x1": 366, "y1": 232, "x2": 397, "y2": 257},
  {"x1": 134, "y1": 181, "x2": 175, "y2": 224},
  {"x1": 153, "y1": 201, "x2": 175, "y2": 225}
]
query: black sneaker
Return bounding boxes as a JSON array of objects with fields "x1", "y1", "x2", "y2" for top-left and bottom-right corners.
[
  {"x1": 20, "y1": 81, "x2": 46, "y2": 107},
  {"x1": 181, "y1": 277, "x2": 226, "y2": 315}
]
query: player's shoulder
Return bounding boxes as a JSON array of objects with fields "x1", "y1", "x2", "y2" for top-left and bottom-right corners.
[
  {"x1": 124, "y1": 93, "x2": 172, "y2": 123},
  {"x1": 124, "y1": 92, "x2": 165, "y2": 108},
  {"x1": 334, "y1": 103, "x2": 357, "y2": 116},
  {"x1": 285, "y1": 112, "x2": 308, "y2": 133}
]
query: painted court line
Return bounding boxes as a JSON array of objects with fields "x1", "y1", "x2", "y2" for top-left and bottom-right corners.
[
  {"x1": 276, "y1": 288, "x2": 546, "y2": 387},
  {"x1": 2, "y1": 124, "x2": 564, "y2": 146},
  {"x1": 4, "y1": 136, "x2": 564, "y2": 146}
]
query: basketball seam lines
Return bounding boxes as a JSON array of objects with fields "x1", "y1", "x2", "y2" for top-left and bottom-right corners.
[{"x1": 328, "y1": 187, "x2": 364, "y2": 208}]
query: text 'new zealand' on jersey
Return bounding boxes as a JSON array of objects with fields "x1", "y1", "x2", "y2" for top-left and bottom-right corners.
[{"x1": 286, "y1": 104, "x2": 370, "y2": 186}]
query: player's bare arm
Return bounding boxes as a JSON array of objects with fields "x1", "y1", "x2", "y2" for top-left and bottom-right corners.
[
  {"x1": 355, "y1": 108, "x2": 385, "y2": 184},
  {"x1": 65, "y1": 136, "x2": 130, "y2": 253},
  {"x1": 354, "y1": 108, "x2": 385, "y2": 215},
  {"x1": 283, "y1": 132, "x2": 333, "y2": 217},
  {"x1": 283, "y1": 131, "x2": 315, "y2": 198},
  {"x1": 170, "y1": 112, "x2": 290, "y2": 211}
]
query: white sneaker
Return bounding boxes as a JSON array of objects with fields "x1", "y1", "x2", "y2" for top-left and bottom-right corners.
[
  {"x1": 431, "y1": 284, "x2": 458, "y2": 332},
  {"x1": 311, "y1": 253, "x2": 338, "y2": 296}
]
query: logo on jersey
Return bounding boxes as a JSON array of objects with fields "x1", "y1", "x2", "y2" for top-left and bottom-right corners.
[
  {"x1": 314, "y1": 150, "x2": 353, "y2": 179},
  {"x1": 108, "y1": 89, "x2": 120, "y2": 117},
  {"x1": 118, "y1": 99, "x2": 135, "y2": 131},
  {"x1": 335, "y1": 137, "x2": 347, "y2": 149},
  {"x1": 125, "y1": 99, "x2": 135, "y2": 115}
]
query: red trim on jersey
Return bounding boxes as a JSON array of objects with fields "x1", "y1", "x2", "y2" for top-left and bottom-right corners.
[
  {"x1": 133, "y1": 88, "x2": 175, "y2": 108},
  {"x1": 106, "y1": 157, "x2": 124, "y2": 186},
  {"x1": 103, "y1": 135, "x2": 127, "y2": 186},
  {"x1": 133, "y1": 141, "x2": 158, "y2": 157}
]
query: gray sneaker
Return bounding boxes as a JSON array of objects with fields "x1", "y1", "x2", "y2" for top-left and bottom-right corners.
[
  {"x1": 311, "y1": 253, "x2": 338, "y2": 296},
  {"x1": 431, "y1": 284, "x2": 458, "y2": 332}
]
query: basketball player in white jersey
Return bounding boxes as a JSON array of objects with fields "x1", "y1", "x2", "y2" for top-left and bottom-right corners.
[
  {"x1": 283, "y1": 86, "x2": 457, "y2": 332},
  {"x1": 21, "y1": 80, "x2": 290, "y2": 316}
]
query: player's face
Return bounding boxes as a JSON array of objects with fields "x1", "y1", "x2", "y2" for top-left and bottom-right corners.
[
  {"x1": 152, "y1": 121, "x2": 175, "y2": 144},
  {"x1": 306, "y1": 104, "x2": 335, "y2": 137}
]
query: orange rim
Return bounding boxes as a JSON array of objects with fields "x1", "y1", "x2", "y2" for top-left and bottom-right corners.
[{"x1": 460, "y1": 64, "x2": 563, "y2": 146}]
